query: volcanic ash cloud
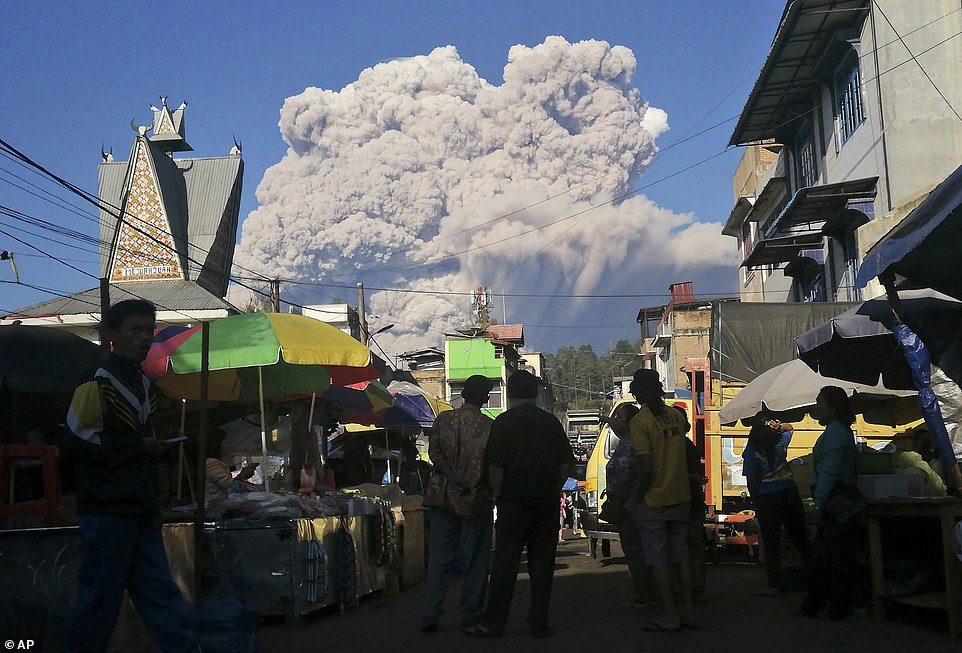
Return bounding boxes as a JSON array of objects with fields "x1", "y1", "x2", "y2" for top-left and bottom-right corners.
[{"x1": 236, "y1": 36, "x2": 733, "y2": 351}]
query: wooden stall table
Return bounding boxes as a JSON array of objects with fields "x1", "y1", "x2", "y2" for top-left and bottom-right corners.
[{"x1": 867, "y1": 497, "x2": 962, "y2": 640}]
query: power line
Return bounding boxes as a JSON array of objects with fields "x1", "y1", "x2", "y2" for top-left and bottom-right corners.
[
  {"x1": 7, "y1": 251, "x2": 97, "y2": 264},
  {"x1": 0, "y1": 279, "x2": 101, "y2": 309},
  {"x1": 858, "y1": 5, "x2": 962, "y2": 62},
  {"x1": 7, "y1": 14, "x2": 962, "y2": 329},
  {"x1": 357, "y1": 147, "x2": 735, "y2": 276},
  {"x1": 428, "y1": 114, "x2": 742, "y2": 246},
  {"x1": 0, "y1": 226, "x2": 201, "y2": 323},
  {"x1": 0, "y1": 138, "x2": 297, "y2": 315},
  {"x1": 0, "y1": 140, "x2": 273, "y2": 284},
  {"x1": 873, "y1": 1, "x2": 962, "y2": 122},
  {"x1": 342, "y1": 27, "x2": 962, "y2": 280}
]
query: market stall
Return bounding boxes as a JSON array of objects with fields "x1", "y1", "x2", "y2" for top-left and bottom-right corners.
[
  {"x1": 867, "y1": 497, "x2": 962, "y2": 641},
  {"x1": 796, "y1": 293, "x2": 962, "y2": 637},
  {"x1": 0, "y1": 316, "x2": 425, "y2": 647}
]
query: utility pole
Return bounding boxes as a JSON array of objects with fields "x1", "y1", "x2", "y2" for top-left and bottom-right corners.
[
  {"x1": 357, "y1": 282, "x2": 369, "y2": 344},
  {"x1": 270, "y1": 279, "x2": 281, "y2": 312},
  {"x1": 99, "y1": 277, "x2": 110, "y2": 351}
]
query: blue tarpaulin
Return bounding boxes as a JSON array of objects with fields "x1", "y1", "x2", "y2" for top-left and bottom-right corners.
[
  {"x1": 892, "y1": 322, "x2": 957, "y2": 466},
  {"x1": 856, "y1": 162, "x2": 962, "y2": 298}
]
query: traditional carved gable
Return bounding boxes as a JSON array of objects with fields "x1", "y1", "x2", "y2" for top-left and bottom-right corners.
[
  {"x1": 110, "y1": 139, "x2": 184, "y2": 282},
  {"x1": 155, "y1": 108, "x2": 176, "y2": 135}
]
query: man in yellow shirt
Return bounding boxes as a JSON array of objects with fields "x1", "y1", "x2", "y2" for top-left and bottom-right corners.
[{"x1": 629, "y1": 369, "x2": 694, "y2": 632}]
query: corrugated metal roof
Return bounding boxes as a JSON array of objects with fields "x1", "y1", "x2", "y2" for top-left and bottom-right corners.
[
  {"x1": 96, "y1": 151, "x2": 243, "y2": 296},
  {"x1": 182, "y1": 156, "x2": 243, "y2": 296},
  {"x1": 2, "y1": 280, "x2": 239, "y2": 319},
  {"x1": 729, "y1": 0, "x2": 869, "y2": 146},
  {"x1": 97, "y1": 161, "x2": 128, "y2": 277}
]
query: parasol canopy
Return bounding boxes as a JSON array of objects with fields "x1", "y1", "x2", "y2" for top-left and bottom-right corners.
[
  {"x1": 340, "y1": 381, "x2": 453, "y2": 429},
  {"x1": 324, "y1": 380, "x2": 395, "y2": 414},
  {"x1": 0, "y1": 325, "x2": 103, "y2": 396},
  {"x1": 149, "y1": 313, "x2": 382, "y2": 401},
  {"x1": 795, "y1": 288, "x2": 962, "y2": 389},
  {"x1": 856, "y1": 161, "x2": 962, "y2": 299},
  {"x1": 718, "y1": 359, "x2": 917, "y2": 426}
]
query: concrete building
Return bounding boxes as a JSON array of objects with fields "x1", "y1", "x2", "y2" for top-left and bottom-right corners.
[
  {"x1": 611, "y1": 376, "x2": 632, "y2": 401},
  {"x1": 520, "y1": 352, "x2": 555, "y2": 414},
  {"x1": 397, "y1": 348, "x2": 446, "y2": 400},
  {"x1": 723, "y1": 0, "x2": 962, "y2": 303},
  {"x1": 443, "y1": 324, "x2": 553, "y2": 416},
  {"x1": 444, "y1": 326, "x2": 523, "y2": 418},
  {"x1": 2, "y1": 99, "x2": 242, "y2": 336},
  {"x1": 635, "y1": 283, "x2": 730, "y2": 395},
  {"x1": 301, "y1": 303, "x2": 362, "y2": 340}
]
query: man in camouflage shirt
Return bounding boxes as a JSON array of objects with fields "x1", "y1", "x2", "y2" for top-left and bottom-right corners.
[{"x1": 421, "y1": 375, "x2": 495, "y2": 633}]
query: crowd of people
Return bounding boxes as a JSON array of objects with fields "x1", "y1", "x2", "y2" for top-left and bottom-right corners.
[
  {"x1": 419, "y1": 367, "x2": 947, "y2": 637},
  {"x1": 420, "y1": 367, "x2": 706, "y2": 635},
  {"x1": 56, "y1": 300, "x2": 950, "y2": 649}
]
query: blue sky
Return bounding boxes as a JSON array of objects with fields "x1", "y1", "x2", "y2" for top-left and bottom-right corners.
[{"x1": 0, "y1": 1, "x2": 783, "y2": 348}]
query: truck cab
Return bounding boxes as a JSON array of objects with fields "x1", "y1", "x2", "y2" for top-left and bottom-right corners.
[{"x1": 565, "y1": 410, "x2": 601, "y2": 463}]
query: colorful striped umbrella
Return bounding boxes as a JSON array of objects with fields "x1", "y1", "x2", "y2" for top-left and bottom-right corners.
[
  {"x1": 149, "y1": 312, "x2": 381, "y2": 491},
  {"x1": 340, "y1": 381, "x2": 452, "y2": 429},
  {"x1": 324, "y1": 380, "x2": 395, "y2": 414},
  {"x1": 149, "y1": 313, "x2": 380, "y2": 402}
]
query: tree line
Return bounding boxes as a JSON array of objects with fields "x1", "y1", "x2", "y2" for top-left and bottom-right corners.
[{"x1": 544, "y1": 339, "x2": 642, "y2": 420}]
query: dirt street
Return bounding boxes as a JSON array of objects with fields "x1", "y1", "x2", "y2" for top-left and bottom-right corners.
[{"x1": 260, "y1": 538, "x2": 957, "y2": 653}]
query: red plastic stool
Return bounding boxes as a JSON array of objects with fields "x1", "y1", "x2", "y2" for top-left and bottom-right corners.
[{"x1": 0, "y1": 444, "x2": 63, "y2": 526}]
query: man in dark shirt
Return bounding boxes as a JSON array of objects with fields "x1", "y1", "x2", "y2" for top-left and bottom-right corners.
[
  {"x1": 63, "y1": 300, "x2": 196, "y2": 652},
  {"x1": 467, "y1": 370, "x2": 575, "y2": 639}
]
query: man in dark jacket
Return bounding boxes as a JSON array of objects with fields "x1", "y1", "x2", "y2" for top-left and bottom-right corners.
[
  {"x1": 64, "y1": 300, "x2": 196, "y2": 652},
  {"x1": 467, "y1": 371, "x2": 575, "y2": 639}
]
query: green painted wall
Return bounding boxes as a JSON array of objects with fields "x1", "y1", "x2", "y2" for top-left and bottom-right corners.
[{"x1": 445, "y1": 338, "x2": 504, "y2": 380}]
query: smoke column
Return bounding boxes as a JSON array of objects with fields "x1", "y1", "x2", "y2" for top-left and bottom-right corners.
[{"x1": 236, "y1": 37, "x2": 733, "y2": 351}]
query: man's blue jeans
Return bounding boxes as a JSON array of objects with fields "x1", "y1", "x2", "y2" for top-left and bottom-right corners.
[
  {"x1": 421, "y1": 507, "x2": 492, "y2": 625},
  {"x1": 65, "y1": 514, "x2": 196, "y2": 653}
]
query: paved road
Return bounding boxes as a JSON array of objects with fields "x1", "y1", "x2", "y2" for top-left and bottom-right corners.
[{"x1": 261, "y1": 537, "x2": 957, "y2": 652}]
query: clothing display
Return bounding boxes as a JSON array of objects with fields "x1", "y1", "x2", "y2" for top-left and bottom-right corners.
[
  {"x1": 305, "y1": 540, "x2": 330, "y2": 604},
  {"x1": 336, "y1": 522, "x2": 359, "y2": 606}
]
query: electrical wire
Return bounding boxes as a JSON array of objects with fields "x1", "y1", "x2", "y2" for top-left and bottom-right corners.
[
  {"x1": 0, "y1": 226, "x2": 201, "y2": 322},
  {"x1": 0, "y1": 138, "x2": 297, "y2": 316},
  {"x1": 0, "y1": 140, "x2": 274, "y2": 284},
  {"x1": 873, "y1": 1, "x2": 962, "y2": 122},
  {"x1": 6, "y1": 11, "x2": 962, "y2": 333}
]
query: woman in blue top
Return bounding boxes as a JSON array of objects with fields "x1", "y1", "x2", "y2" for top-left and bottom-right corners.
[
  {"x1": 743, "y1": 418, "x2": 810, "y2": 593},
  {"x1": 802, "y1": 386, "x2": 861, "y2": 621}
]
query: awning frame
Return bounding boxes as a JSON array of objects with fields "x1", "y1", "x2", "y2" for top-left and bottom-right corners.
[
  {"x1": 741, "y1": 232, "x2": 825, "y2": 268},
  {"x1": 765, "y1": 177, "x2": 878, "y2": 236}
]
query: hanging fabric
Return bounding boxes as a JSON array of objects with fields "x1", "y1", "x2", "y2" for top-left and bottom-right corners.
[{"x1": 304, "y1": 539, "x2": 330, "y2": 604}]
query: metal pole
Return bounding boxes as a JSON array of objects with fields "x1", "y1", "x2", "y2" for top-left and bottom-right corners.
[
  {"x1": 308, "y1": 392, "x2": 317, "y2": 432},
  {"x1": 270, "y1": 279, "x2": 280, "y2": 313},
  {"x1": 385, "y1": 431, "x2": 391, "y2": 484},
  {"x1": 192, "y1": 321, "x2": 210, "y2": 605},
  {"x1": 258, "y1": 366, "x2": 270, "y2": 492},
  {"x1": 177, "y1": 399, "x2": 187, "y2": 500},
  {"x1": 357, "y1": 282, "x2": 369, "y2": 344},
  {"x1": 99, "y1": 278, "x2": 110, "y2": 351}
]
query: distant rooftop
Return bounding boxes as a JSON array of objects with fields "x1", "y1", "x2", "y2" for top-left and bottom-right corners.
[{"x1": 485, "y1": 324, "x2": 524, "y2": 346}]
